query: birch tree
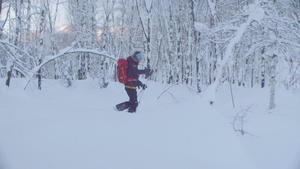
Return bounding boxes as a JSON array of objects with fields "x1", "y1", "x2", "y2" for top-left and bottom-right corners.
[
  {"x1": 68, "y1": 0, "x2": 98, "y2": 80},
  {"x1": 205, "y1": 1, "x2": 265, "y2": 103},
  {"x1": 136, "y1": 0, "x2": 152, "y2": 69},
  {"x1": 0, "y1": 0, "x2": 3, "y2": 34},
  {"x1": 1, "y1": 0, "x2": 299, "y2": 98},
  {"x1": 0, "y1": 0, "x2": 2, "y2": 15},
  {"x1": 5, "y1": 0, "x2": 23, "y2": 87}
]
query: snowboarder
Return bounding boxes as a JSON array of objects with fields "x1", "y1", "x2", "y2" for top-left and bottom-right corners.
[{"x1": 114, "y1": 51, "x2": 152, "y2": 113}]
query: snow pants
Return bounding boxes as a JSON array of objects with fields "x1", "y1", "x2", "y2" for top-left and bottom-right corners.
[{"x1": 116, "y1": 87, "x2": 138, "y2": 112}]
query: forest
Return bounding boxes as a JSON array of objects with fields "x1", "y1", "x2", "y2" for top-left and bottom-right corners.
[{"x1": 1, "y1": 0, "x2": 300, "y2": 109}]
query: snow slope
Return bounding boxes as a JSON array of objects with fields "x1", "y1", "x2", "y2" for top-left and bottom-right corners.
[{"x1": 0, "y1": 79, "x2": 300, "y2": 169}]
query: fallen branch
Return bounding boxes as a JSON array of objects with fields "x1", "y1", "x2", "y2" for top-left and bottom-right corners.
[
  {"x1": 157, "y1": 83, "x2": 198, "y2": 103},
  {"x1": 157, "y1": 83, "x2": 180, "y2": 103},
  {"x1": 232, "y1": 104, "x2": 253, "y2": 136}
]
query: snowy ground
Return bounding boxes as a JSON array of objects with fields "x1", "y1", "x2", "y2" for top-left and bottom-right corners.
[{"x1": 0, "y1": 78, "x2": 300, "y2": 169}]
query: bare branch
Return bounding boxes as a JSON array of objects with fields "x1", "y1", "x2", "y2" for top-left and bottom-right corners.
[
  {"x1": 232, "y1": 104, "x2": 254, "y2": 136},
  {"x1": 157, "y1": 83, "x2": 180, "y2": 100}
]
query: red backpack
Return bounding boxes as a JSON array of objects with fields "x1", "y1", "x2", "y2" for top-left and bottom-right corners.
[{"x1": 117, "y1": 58, "x2": 136, "y2": 84}]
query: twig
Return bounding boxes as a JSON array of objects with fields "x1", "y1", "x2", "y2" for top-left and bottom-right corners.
[
  {"x1": 157, "y1": 82, "x2": 180, "y2": 100},
  {"x1": 232, "y1": 104, "x2": 253, "y2": 136}
]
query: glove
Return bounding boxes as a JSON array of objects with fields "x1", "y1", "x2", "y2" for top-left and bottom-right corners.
[
  {"x1": 140, "y1": 83, "x2": 147, "y2": 90},
  {"x1": 144, "y1": 68, "x2": 152, "y2": 78}
]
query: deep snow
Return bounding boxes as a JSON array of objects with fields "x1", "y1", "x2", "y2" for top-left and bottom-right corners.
[{"x1": 0, "y1": 78, "x2": 300, "y2": 169}]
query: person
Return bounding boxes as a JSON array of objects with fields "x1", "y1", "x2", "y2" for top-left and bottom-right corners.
[{"x1": 114, "y1": 51, "x2": 152, "y2": 113}]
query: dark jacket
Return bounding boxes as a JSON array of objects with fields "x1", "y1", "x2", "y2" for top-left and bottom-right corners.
[{"x1": 125, "y1": 55, "x2": 146, "y2": 89}]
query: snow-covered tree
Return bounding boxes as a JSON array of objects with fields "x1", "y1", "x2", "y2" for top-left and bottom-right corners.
[{"x1": 1, "y1": 0, "x2": 300, "y2": 109}]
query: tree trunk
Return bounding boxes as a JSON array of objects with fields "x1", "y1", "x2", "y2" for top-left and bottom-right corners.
[
  {"x1": 0, "y1": 0, "x2": 2, "y2": 15},
  {"x1": 38, "y1": 0, "x2": 46, "y2": 90},
  {"x1": 6, "y1": 63, "x2": 13, "y2": 87},
  {"x1": 13, "y1": 0, "x2": 21, "y2": 46},
  {"x1": 78, "y1": 53, "x2": 86, "y2": 80},
  {"x1": 5, "y1": 0, "x2": 22, "y2": 87},
  {"x1": 38, "y1": 59, "x2": 42, "y2": 90},
  {"x1": 269, "y1": 54, "x2": 278, "y2": 110},
  {"x1": 261, "y1": 48, "x2": 265, "y2": 88},
  {"x1": 136, "y1": 0, "x2": 152, "y2": 69}
]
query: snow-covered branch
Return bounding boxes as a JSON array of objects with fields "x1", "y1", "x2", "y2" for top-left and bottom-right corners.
[
  {"x1": 0, "y1": 39, "x2": 35, "y2": 60},
  {"x1": 30, "y1": 45, "x2": 117, "y2": 78},
  {"x1": 206, "y1": 2, "x2": 265, "y2": 103},
  {"x1": 1, "y1": 0, "x2": 299, "y2": 94}
]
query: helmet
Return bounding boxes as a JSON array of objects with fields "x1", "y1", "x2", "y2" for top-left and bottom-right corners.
[{"x1": 133, "y1": 51, "x2": 142, "y2": 62}]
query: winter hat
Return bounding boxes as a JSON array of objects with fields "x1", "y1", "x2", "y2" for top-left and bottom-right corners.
[{"x1": 132, "y1": 51, "x2": 142, "y2": 62}]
